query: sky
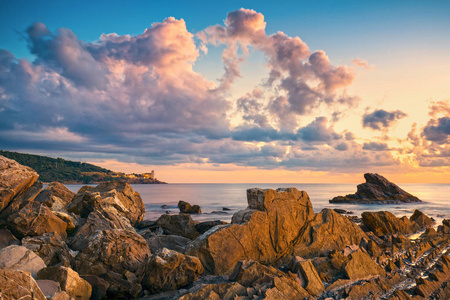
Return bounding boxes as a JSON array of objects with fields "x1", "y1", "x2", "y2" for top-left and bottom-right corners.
[{"x1": 1, "y1": 0, "x2": 450, "y2": 183}]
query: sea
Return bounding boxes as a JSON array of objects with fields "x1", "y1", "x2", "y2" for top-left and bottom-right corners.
[{"x1": 65, "y1": 183, "x2": 450, "y2": 227}]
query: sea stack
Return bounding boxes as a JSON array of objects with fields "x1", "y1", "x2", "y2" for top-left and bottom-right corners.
[{"x1": 330, "y1": 173, "x2": 421, "y2": 204}]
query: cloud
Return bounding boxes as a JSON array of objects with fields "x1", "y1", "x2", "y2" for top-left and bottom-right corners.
[
  {"x1": 422, "y1": 117, "x2": 450, "y2": 144},
  {"x1": 297, "y1": 117, "x2": 341, "y2": 143},
  {"x1": 362, "y1": 142, "x2": 389, "y2": 151},
  {"x1": 362, "y1": 109, "x2": 408, "y2": 130}
]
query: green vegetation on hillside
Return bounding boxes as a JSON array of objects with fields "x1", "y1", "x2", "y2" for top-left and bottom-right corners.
[{"x1": 0, "y1": 150, "x2": 165, "y2": 184}]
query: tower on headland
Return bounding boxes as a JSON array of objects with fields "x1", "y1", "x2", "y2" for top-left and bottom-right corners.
[{"x1": 143, "y1": 170, "x2": 155, "y2": 179}]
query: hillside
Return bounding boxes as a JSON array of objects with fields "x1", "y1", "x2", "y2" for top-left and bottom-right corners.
[{"x1": 0, "y1": 150, "x2": 166, "y2": 184}]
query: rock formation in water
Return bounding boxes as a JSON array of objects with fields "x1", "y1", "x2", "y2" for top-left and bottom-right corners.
[
  {"x1": 1, "y1": 154, "x2": 450, "y2": 299},
  {"x1": 330, "y1": 173, "x2": 421, "y2": 204}
]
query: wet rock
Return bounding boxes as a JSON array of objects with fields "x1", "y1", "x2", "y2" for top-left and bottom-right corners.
[
  {"x1": 22, "y1": 232, "x2": 73, "y2": 267},
  {"x1": 361, "y1": 211, "x2": 419, "y2": 236},
  {"x1": 143, "y1": 248, "x2": 204, "y2": 293},
  {"x1": 178, "y1": 200, "x2": 202, "y2": 214},
  {"x1": 73, "y1": 229, "x2": 150, "y2": 279},
  {"x1": 147, "y1": 235, "x2": 191, "y2": 254},
  {"x1": 186, "y1": 188, "x2": 314, "y2": 275},
  {"x1": 330, "y1": 173, "x2": 421, "y2": 204},
  {"x1": 293, "y1": 208, "x2": 368, "y2": 257},
  {"x1": 37, "y1": 266, "x2": 92, "y2": 300},
  {"x1": 35, "y1": 182, "x2": 75, "y2": 212},
  {"x1": 343, "y1": 249, "x2": 385, "y2": 280},
  {"x1": 36, "y1": 279, "x2": 61, "y2": 298},
  {"x1": 7, "y1": 201, "x2": 67, "y2": 238},
  {"x1": 195, "y1": 220, "x2": 227, "y2": 234},
  {"x1": 80, "y1": 275, "x2": 109, "y2": 300},
  {"x1": 0, "y1": 228, "x2": 19, "y2": 250},
  {"x1": 333, "y1": 208, "x2": 353, "y2": 214},
  {"x1": 0, "y1": 269, "x2": 46, "y2": 300},
  {"x1": 0, "y1": 155, "x2": 39, "y2": 213},
  {"x1": 156, "y1": 214, "x2": 200, "y2": 239},
  {"x1": 67, "y1": 181, "x2": 145, "y2": 226},
  {"x1": 410, "y1": 209, "x2": 435, "y2": 228},
  {"x1": 0, "y1": 245, "x2": 46, "y2": 278}
]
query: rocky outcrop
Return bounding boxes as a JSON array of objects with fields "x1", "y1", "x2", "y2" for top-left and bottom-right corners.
[
  {"x1": 7, "y1": 201, "x2": 67, "y2": 238},
  {"x1": 343, "y1": 249, "x2": 386, "y2": 280},
  {"x1": 66, "y1": 181, "x2": 145, "y2": 226},
  {"x1": 293, "y1": 209, "x2": 368, "y2": 257},
  {"x1": 186, "y1": 188, "x2": 314, "y2": 275},
  {"x1": 330, "y1": 173, "x2": 421, "y2": 204},
  {"x1": 362, "y1": 211, "x2": 420, "y2": 236},
  {"x1": 0, "y1": 245, "x2": 46, "y2": 278},
  {"x1": 410, "y1": 209, "x2": 435, "y2": 228},
  {"x1": 34, "y1": 182, "x2": 75, "y2": 212},
  {"x1": 178, "y1": 200, "x2": 202, "y2": 214},
  {"x1": 0, "y1": 155, "x2": 39, "y2": 213},
  {"x1": 0, "y1": 269, "x2": 46, "y2": 300},
  {"x1": 73, "y1": 229, "x2": 150, "y2": 279},
  {"x1": 38, "y1": 266, "x2": 92, "y2": 300},
  {"x1": 143, "y1": 248, "x2": 204, "y2": 293},
  {"x1": 156, "y1": 214, "x2": 200, "y2": 239}
]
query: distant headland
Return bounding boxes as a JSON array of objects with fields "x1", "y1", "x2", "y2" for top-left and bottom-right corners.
[{"x1": 0, "y1": 150, "x2": 166, "y2": 184}]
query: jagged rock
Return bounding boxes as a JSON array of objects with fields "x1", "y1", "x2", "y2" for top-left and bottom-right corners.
[
  {"x1": 386, "y1": 260, "x2": 398, "y2": 272},
  {"x1": 147, "y1": 235, "x2": 191, "y2": 254},
  {"x1": 35, "y1": 182, "x2": 75, "y2": 212},
  {"x1": 410, "y1": 209, "x2": 435, "y2": 228},
  {"x1": 178, "y1": 282, "x2": 247, "y2": 300},
  {"x1": 343, "y1": 249, "x2": 385, "y2": 280},
  {"x1": 53, "y1": 211, "x2": 79, "y2": 234},
  {"x1": 186, "y1": 188, "x2": 314, "y2": 275},
  {"x1": 73, "y1": 229, "x2": 150, "y2": 279},
  {"x1": 293, "y1": 209, "x2": 368, "y2": 257},
  {"x1": 361, "y1": 211, "x2": 420, "y2": 236},
  {"x1": 0, "y1": 245, "x2": 46, "y2": 278},
  {"x1": 7, "y1": 201, "x2": 67, "y2": 238},
  {"x1": 195, "y1": 220, "x2": 227, "y2": 234},
  {"x1": 22, "y1": 232, "x2": 73, "y2": 267},
  {"x1": 50, "y1": 291, "x2": 71, "y2": 300},
  {"x1": 178, "y1": 200, "x2": 202, "y2": 214},
  {"x1": 68, "y1": 207, "x2": 132, "y2": 251},
  {"x1": 0, "y1": 228, "x2": 19, "y2": 250},
  {"x1": 80, "y1": 275, "x2": 109, "y2": 300},
  {"x1": 330, "y1": 173, "x2": 421, "y2": 204},
  {"x1": 143, "y1": 248, "x2": 204, "y2": 293},
  {"x1": 295, "y1": 259, "x2": 325, "y2": 296},
  {"x1": 421, "y1": 227, "x2": 437, "y2": 238},
  {"x1": 100, "y1": 271, "x2": 142, "y2": 299},
  {"x1": 156, "y1": 214, "x2": 200, "y2": 239},
  {"x1": 36, "y1": 279, "x2": 61, "y2": 298},
  {"x1": 0, "y1": 269, "x2": 46, "y2": 300},
  {"x1": 0, "y1": 180, "x2": 42, "y2": 222},
  {"x1": 0, "y1": 155, "x2": 39, "y2": 213},
  {"x1": 37, "y1": 266, "x2": 92, "y2": 300},
  {"x1": 67, "y1": 181, "x2": 145, "y2": 226},
  {"x1": 367, "y1": 239, "x2": 382, "y2": 257},
  {"x1": 390, "y1": 290, "x2": 412, "y2": 300}
]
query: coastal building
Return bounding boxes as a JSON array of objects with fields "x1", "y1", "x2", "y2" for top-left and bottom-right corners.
[{"x1": 143, "y1": 170, "x2": 155, "y2": 179}]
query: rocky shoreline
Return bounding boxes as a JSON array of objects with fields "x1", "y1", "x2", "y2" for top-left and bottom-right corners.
[{"x1": 1, "y1": 155, "x2": 450, "y2": 299}]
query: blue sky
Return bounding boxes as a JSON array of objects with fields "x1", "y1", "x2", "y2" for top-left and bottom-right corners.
[{"x1": 1, "y1": 1, "x2": 450, "y2": 182}]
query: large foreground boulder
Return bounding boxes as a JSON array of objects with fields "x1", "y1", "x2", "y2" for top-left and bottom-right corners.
[
  {"x1": 362, "y1": 211, "x2": 420, "y2": 236},
  {"x1": 186, "y1": 188, "x2": 314, "y2": 275},
  {"x1": 330, "y1": 173, "x2": 421, "y2": 204},
  {"x1": 143, "y1": 248, "x2": 204, "y2": 293},
  {"x1": 0, "y1": 155, "x2": 39, "y2": 213},
  {"x1": 67, "y1": 181, "x2": 145, "y2": 226},
  {"x1": 0, "y1": 245, "x2": 46, "y2": 278},
  {"x1": 0, "y1": 269, "x2": 46, "y2": 300},
  {"x1": 35, "y1": 182, "x2": 75, "y2": 212},
  {"x1": 293, "y1": 209, "x2": 368, "y2": 257}
]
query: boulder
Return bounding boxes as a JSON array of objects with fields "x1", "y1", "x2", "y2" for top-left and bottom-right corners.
[
  {"x1": 66, "y1": 181, "x2": 144, "y2": 226},
  {"x1": 294, "y1": 259, "x2": 325, "y2": 296},
  {"x1": 73, "y1": 229, "x2": 150, "y2": 279},
  {"x1": 80, "y1": 275, "x2": 109, "y2": 300},
  {"x1": 330, "y1": 173, "x2": 421, "y2": 204},
  {"x1": 100, "y1": 271, "x2": 142, "y2": 299},
  {"x1": 343, "y1": 249, "x2": 385, "y2": 280},
  {"x1": 0, "y1": 245, "x2": 46, "y2": 278},
  {"x1": 36, "y1": 279, "x2": 61, "y2": 298},
  {"x1": 35, "y1": 182, "x2": 75, "y2": 212},
  {"x1": 68, "y1": 207, "x2": 132, "y2": 251},
  {"x1": 410, "y1": 209, "x2": 435, "y2": 228},
  {"x1": 156, "y1": 214, "x2": 200, "y2": 239},
  {"x1": 361, "y1": 211, "x2": 420, "y2": 236},
  {"x1": 0, "y1": 269, "x2": 46, "y2": 300},
  {"x1": 195, "y1": 220, "x2": 227, "y2": 234},
  {"x1": 143, "y1": 248, "x2": 204, "y2": 293},
  {"x1": 147, "y1": 235, "x2": 191, "y2": 254},
  {"x1": 186, "y1": 188, "x2": 314, "y2": 275},
  {"x1": 0, "y1": 180, "x2": 42, "y2": 222},
  {"x1": 22, "y1": 232, "x2": 73, "y2": 267},
  {"x1": 293, "y1": 209, "x2": 368, "y2": 257},
  {"x1": 0, "y1": 155, "x2": 39, "y2": 213},
  {"x1": 37, "y1": 266, "x2": 92, "y2": 300},
  {"x1": 54, "y1": 211, "x2": 79, "y2": 234},
  {"x1": 7, "y1": 201, "x2": 67, "y2": 238},
  {"x1": 178, "y1": 200, "x2": 202, "y2": 214},
  {"x1": 0, "y1": 228, "x2": 19, "y2": 250}
]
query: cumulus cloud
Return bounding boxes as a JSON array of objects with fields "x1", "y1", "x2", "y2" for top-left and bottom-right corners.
[
  {"x1": 362, "y1": 109, "x2": 408, "y2": 130},
  {"x1": 362, "y1": 142, "x2": 389, "y2": 151},
  {"x1": 297, "y1": 117, "x2": 341, "y2": 142}
]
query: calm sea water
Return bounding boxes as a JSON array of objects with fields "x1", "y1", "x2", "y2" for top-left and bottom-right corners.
[{"x1": 65, "y1": 183, "x2": 450, "y2": 225}]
